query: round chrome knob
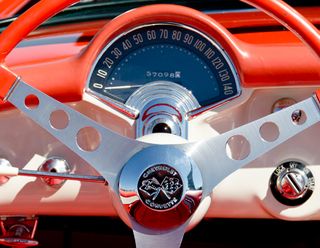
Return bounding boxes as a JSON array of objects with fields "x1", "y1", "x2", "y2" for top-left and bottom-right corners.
[
  {"x1": 38, "y1": 157, "x2": 71, "y2": 187},
  {"x1": 277, "y1": 168, "x2": 308, "y2": 199},
  {"x1": 270, "y1": 161, "x2": 315, "y2": 206}
]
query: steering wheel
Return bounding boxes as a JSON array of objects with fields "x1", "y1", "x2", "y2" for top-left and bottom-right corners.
[{"x1": 0, "y1": 0, "x2": 320, "y2": 247}]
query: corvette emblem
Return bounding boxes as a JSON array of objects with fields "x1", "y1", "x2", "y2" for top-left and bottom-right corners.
[
  {"x1": 140, "y1": 176, "x2": 182, "y2": 200},
  {"x1": 138, "y1": 165, "x2": 183, "y2": 211}
]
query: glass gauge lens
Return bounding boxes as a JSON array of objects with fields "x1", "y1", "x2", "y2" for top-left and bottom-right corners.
[{"x1": 88, "y1": 24, "x2": 240, "y2": 107}]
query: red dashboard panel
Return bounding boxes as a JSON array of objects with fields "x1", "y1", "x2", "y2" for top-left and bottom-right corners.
[{"x1": 2, "y1": 7, "x2": 319, "y2": 108}]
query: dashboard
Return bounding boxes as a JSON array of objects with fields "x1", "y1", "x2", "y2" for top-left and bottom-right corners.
[
  {"x1": 1, "y1": 1, "x2": 319, "y2": 214},
  {"x1": 1, "y1": 1, "x2": 320, "y2": 247}
]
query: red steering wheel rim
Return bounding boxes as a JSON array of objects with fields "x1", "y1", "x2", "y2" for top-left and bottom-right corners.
[
  {"x1": 0, "y1": 0, "x2": 319, "y2": 102},
  {"x1": 0, "y1": 0, "x2": 320, "y2": 63}
]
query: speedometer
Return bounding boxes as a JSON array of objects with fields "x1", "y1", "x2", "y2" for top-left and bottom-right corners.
[{"x1": 87, "y1": 23, "x2": 240, "y2": 115}]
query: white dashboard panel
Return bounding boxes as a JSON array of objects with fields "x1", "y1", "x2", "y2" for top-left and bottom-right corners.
[{"x1": 0, "y1": 87, "x2": 319, "y2": 220}]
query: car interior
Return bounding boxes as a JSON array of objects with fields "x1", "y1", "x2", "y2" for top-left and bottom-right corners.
[{"x1": 0, "y1": 0, "x2": 319, "y2": 247}]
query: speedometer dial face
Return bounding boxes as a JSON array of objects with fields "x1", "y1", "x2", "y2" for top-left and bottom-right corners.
[{"x1": 88, "y1": 23, "x2": 240, "y2": 112}]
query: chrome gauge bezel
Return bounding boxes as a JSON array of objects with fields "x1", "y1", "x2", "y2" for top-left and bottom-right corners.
[{"x1": 85, "y1": 22, "x2": 241, "y2": 119}]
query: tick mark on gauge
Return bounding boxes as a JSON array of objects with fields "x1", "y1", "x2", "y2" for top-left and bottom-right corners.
[{"x1": 104, "y1": 85, "x2": 143, "y2": 90}]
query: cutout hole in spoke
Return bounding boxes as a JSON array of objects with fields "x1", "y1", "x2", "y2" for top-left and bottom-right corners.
[
  {"x1": 76, "y1": 127, "x2": 101, "y2": 152},
  {"x1": 25, "y1": 94, "x2": 39, "y2": 110},
  {"x1": 291, "y1": 110, "x2": 306, "y2": 125},
  {"x1": 226, "y1": 135, "x2": 250, "y2": 160},
  {"x1": 50, "y1": 110, "x2": 69, "y2": 130},
  {"x1": 259, "y1": 122, "x2": 279, "y2": 142}
]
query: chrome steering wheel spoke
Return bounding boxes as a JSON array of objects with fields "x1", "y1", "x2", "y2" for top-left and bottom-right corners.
[
  {"x1": 184, "y1": 97, "x2": 320, "y2": 196},
  {"x1": 132, "y1": 222, "x2": 187, "y2": 248},
  {"x1": 6, "y1": 79, "x2": 147, "y2": 189},
  {"x1": 5, "y1": 79, "x2": 320, "y2": 248}
]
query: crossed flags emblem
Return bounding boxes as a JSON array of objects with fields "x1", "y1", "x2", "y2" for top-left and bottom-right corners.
[{"x1": 139, "y1": 176, "x2": 182, "y2": 201}]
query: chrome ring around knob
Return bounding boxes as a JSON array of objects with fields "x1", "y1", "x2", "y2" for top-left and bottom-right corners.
[{"x1": 270, "y1": 161, "x2": 315, "y2": 206}]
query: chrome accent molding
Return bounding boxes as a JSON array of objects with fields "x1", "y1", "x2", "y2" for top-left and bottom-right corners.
[
  {"x1": 126, "y1": 81, "x2": 200, "y2": 113},
  {"x1": 126, "y1": 81, "x2": 200, "y2": 138}
]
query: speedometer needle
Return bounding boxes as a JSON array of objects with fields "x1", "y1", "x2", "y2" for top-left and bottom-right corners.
[{"x1": 104, "y1": 85, "x2": 143, "y2": 90}]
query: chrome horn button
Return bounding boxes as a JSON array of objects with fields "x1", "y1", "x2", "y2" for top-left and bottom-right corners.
[{"x1": 119, "y1": 144, "x2": 203, "y2": 230}]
